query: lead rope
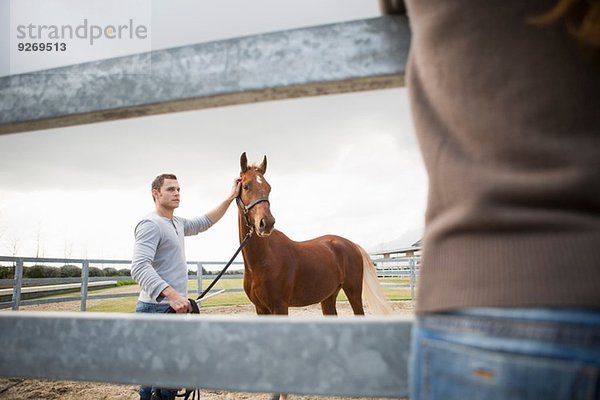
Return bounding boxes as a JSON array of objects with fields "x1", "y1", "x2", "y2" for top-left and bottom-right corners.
[
  {"x1": 165, "y1": 227, "x2": 252, "y2": 313},
  {"x1": 195, "y1": 228, "x2": 252, "y2": 301}
]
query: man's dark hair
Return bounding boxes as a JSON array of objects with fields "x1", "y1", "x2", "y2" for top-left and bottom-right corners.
[{"x1": 151, "y1": 174, "x2": 177, "y2": 202}]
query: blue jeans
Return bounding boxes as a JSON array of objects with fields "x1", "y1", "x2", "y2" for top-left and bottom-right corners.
[
  {"x1": 410, "y1": 308, "x2": 600, "y2": 400},
  {"x1": 135, "y1": 301, "x2": 179, "y2": 400}
]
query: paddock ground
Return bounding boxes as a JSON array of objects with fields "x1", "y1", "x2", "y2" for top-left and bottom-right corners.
[{"x1": 2, "y1": 299, "x2": 413, "y2": 400}]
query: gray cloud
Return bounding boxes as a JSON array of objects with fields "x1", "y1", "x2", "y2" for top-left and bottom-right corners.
[{"x1": 0, "y1": 88, "x2": 417, "y2": 192}]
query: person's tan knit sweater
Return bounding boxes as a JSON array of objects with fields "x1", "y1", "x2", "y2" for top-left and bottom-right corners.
[{"x1": 405, "y1": 0, "x2": 600, "y2": 313}]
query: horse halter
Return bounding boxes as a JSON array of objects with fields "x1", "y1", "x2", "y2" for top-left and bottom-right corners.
[
  {"x1": 236, "y1": 196, "x2": 270, "y2": 234},
  {"x1": 237, "y1": 196, "x2": 270, "y2": 214}
]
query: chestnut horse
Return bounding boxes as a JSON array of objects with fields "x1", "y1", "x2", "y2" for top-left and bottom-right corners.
[{"x1": 237, "y1": 152, "x2": 392, "y2": 317}]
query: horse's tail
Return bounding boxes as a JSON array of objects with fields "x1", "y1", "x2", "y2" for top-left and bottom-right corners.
[{"x1": 357, "y1": 245, "x2": 393, "y2": 315}]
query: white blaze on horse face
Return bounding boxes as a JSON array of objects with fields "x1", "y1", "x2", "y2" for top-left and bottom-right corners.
[{"x1": 256, "y1": 175, "x2": 263, "y2": 184}]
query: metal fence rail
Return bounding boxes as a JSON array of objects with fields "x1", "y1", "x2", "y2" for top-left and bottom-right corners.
[
  {"x1": 0, "y1": 276, "x2": 134, "y2": 286},
  {"x1": 374, "y1": 256, "x2": 419, "y2": 299},
  {"x1": 0, "y1": 15, "x2": 409, "y2": 135},
  {"x1": 0, "y1": 256, "x2": 245, "y2": 310},
  {"x1": 0, "y1": 312, "x2": 412, "y2": 398}
]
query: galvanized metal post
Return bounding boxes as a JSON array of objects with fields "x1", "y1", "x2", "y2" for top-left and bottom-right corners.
[
  {"x1": 409, "y1": 257, "x2": 416, "y2": 300},
  {"x1": 12, "y1": 258, "x2": 24, "y2": 310},
  {"x1": 80, "y1": 261, "x2": 89, "y2": 311},
  {"x1": 196, "y1": 263, "x2": 203, "y2": 309}
]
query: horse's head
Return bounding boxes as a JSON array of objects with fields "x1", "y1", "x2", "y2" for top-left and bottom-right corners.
[{"x1": 238, "y1": 152, "x2": 276, "y2": 237}]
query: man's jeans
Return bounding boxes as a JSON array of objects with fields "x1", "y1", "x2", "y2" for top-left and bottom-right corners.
[
  {"x1": 410, "y1": 308, "x2": 600, "y2": 400},
  {"x1": 135, "y1": 301, "x2": 179, "y2": 400}
]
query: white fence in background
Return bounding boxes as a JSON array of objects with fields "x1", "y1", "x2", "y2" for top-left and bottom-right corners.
[
  {"x1": 0, "y1": 251, "x2": 420, "y2": 310},
  {"x1": 0, "y1": 256, "x2": 244, "y2": 310}
]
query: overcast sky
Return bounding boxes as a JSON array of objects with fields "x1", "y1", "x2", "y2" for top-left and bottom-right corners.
[{"x1": 0, "y1": 0, "x2": 427, "y2": 268}]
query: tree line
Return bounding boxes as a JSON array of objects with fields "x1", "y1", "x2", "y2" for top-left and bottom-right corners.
[
  {"x1": 0, "y1": 264, "x2": 241, "y2": 279},
  {"x1": 0, "y1": 264, "x2": 131, "y2": 279}
]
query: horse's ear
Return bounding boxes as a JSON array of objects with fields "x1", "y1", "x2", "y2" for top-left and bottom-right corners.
[
  {"x1": 240, "y1": 152, "x2": 248, "y2": 172},
  {"x1": 258, "y1": 155, "x2": 267, "y2": 174}
]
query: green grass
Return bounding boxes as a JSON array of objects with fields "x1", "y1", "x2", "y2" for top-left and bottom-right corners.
[
  {"x1": 379, "y1": 277, "x2": 415, "y2": 301},
  {"x1": 200, "y1": 291, "x2": 253, "y2": 307},
  {"x1": 380, "y1": 277, "x2": 411, "y2": 285},
  {"x1": 84, "y1": 277, "x2": 415, "y2": 313},
  {"x1": 115, "y1": 279, "x2": 137, "y2": 287},
  {"x1": 87, "y1": 278, "x2": 250, "y2": 313},
  {"x1": 89, "y1": 296, "x2": 139, "y2": 313}
]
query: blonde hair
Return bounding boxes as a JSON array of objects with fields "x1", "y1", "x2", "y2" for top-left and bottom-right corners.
[{"x1": 529, "y1": 0, "x2": 600, "y2": 48}]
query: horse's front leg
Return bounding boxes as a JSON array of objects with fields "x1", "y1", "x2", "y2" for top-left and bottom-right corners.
[
  {"x1": 254, "y1": 304, "x2": 271, "y2": 315},
  {"x1": 271, "y1": 304, "x2": 289, "y2": 315},
  {"x1": 269, "y1": 303, "x2": 289, "y2": 400}
]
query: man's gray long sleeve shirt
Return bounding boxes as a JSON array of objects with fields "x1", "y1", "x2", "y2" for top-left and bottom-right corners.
[{"x1": 131, "y1": 211, "x2": 213, "y2": 303}]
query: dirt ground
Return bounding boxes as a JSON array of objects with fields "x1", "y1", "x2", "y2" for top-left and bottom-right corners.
[{"x1": 1, "y1": 299, "x2": 414, "y2": 400}]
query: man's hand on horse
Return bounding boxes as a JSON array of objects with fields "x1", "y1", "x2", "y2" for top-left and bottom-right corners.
[{"x1": 230, "y1": 177, "x2": 242, "y2": 201}]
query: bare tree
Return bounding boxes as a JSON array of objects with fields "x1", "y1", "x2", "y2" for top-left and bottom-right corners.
[
  {"x1": 80, "y1": 242, "x2": 88, "y2": 260},
  {"x1": 35, "y1": 221, "x2": 45, "y2": 259},
  {"x1": 9, "y1": 233, "x2": 20, "y2": 257},
  {"x1": 0, "y1": 226, "x2": 19, "y2": 256},
  {"x1": 64, "y1": 240, "x2": 73, "y2": 259},
  {"x1": 0, "y1": 210, "x2": 5, "y2": 245},
  {"x1": 3, "y1": 232, "x2": 21, "y2": 266},
  {"x1": 63, "y1": 228, "x2": 73, "y2": 260}
]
